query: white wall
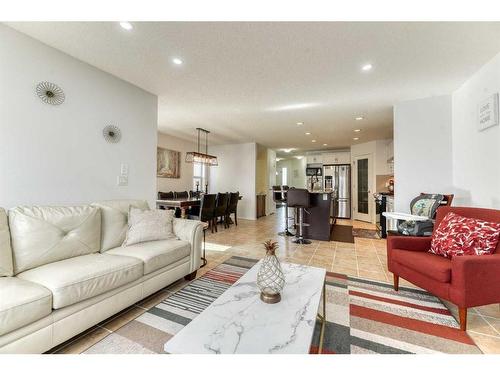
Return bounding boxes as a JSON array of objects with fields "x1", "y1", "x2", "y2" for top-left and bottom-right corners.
[
  {"x1": 0, "y1": 25, "x2": 158, "y2": 209},
  {"x1": 208, "y1": 143, "x2": 257, "y2": 220},
  {"x1": 157, "y1": 132, "x2": 196, "y2": 194},
  {"x1": 267, "y1": 148, "x2": 277, "y2": 215},
  {"x1": 393, "y1": 95, "x2": 454, "y2": 211},
  {"x1": 452, "y1": 53, "x2": 500, "y2": 209},
  {"x1": 276, "y1": 158, "x2": 307, "y2": 188}
]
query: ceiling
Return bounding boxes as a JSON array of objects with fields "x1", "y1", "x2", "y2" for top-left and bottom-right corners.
[{"x1": 7, "y1": 22, "x2": 500, "y2": 156}]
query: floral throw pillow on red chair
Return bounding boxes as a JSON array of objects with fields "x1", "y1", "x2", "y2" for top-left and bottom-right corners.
[{"x1": 429, "y1": 212, "x2": 500, "y2": 258}]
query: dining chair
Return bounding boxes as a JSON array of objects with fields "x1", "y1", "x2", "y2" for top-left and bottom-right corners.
[
  {"x1": 226, "y1": 192, "x2": 240, "y2": 226},
  {"x1": 174, "y1": 191, "x2": 189, "y2": 199},
  {"x1": 157, "y1": 191, "x2": 174, "y2": 210},
  {"x1": 189, "y1": 190, "x2": 201, "y2": 199},
  {"x1": 214, "y1": 193, "x2": 229, "y2": 231},
  {"x1": 158, "y1": 191, "x2": 174, "y2": 199},
  {"x1": 189, "y1": 194, "x2": 217, "y2": 233}
]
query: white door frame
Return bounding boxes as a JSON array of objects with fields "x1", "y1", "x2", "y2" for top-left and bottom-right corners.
[{"x1": 352, "y1": 153, "x2": 374, "y2": 223}]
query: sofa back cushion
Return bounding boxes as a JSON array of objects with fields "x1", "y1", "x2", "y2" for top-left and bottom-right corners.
[
  {"x1": 9, "y1": 205, "x2": 101, "y2": 274},
  {"x1": 0, "y1": 208, "x2": 14, "y2": 276},
  {"x1": 91, "y1": 200, "x2": 149, "y2": 252}
]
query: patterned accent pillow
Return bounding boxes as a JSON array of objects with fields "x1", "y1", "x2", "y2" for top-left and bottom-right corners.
[
  {"x1": 123, "y1": 208, "x2": 176, "y2": 247},
  {"x1": 430, "y1": 212, "x2": 500, "y2": 258}
]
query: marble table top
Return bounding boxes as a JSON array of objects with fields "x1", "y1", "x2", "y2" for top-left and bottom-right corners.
[{"x1": 164, "y1": 261, "x2": 326, "y2": 354}]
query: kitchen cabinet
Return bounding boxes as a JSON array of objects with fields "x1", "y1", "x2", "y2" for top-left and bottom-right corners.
[
  {"x1": 306, "y1": 153, "x2": 323, "y2": 164},
  {"x1": 322, "y1": 151, "x2": 350, "y2": 165}
]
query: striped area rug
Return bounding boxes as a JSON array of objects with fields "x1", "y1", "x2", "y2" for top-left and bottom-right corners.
[{"x1": 84, "y1": 256, "x2": 481, "y2": 354}]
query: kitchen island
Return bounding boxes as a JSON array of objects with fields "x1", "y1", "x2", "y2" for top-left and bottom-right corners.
[{"x1": 302, "y1": 191, "x2": 333, "y2": 241}]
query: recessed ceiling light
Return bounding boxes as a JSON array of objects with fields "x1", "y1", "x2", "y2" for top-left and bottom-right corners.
[
  {"x1": 355, "y1": 116, "x2": 364, "y2": 121},
  {"x1": 323, "y1": 143, "x2": 328, "y2": 146},
  {"x1": 296, "y1": 122, "x2": 304, "y2": 126},
  {"x1": 172, "y1": 58, "x2": 183, "y2": 65},
  {"x1": 295, "y1": 156, "x2": 304, "y2": 160},
  {"x1": 305, "y1": 132, "x2": 311, "y2": 135},
  {"x1": 312, "y1": 140, "x2": 317, "y2": 143},
  {"x1": 361, "y1": 63, "x2": 373, "y2": 71},
  {"x1": 283, "y1": 148, "x2": 294, "y2": 153},
  {"x1": 119, "y1": 22, "x2": 133, "y2": 31},
  {"x1": 354, "y1": 129, "x2": 361, "y2": 132},
  {"x1": 353, "y1": 137, "x2": 360, "y2": 141}
]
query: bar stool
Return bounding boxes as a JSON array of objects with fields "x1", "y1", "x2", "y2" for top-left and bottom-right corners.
[
  {"x1": 287, "y1": 188, "x2": 311, "y2": 244},
  {"x1": 273, "y1": 186, "x2": 294, "y2": 236}
]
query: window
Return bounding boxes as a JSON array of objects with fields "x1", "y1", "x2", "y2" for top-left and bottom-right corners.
[
  {"x1": 282, "y1": 167, "x2": 288, "y2": 186},
  {"x1": 193, "y1": 163, "x2": 207, "y2": 192}
]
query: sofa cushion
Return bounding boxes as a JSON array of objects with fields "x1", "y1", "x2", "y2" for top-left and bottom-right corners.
[
  {"x1": 430, "y1": 212, "x2": 500, "y2": 258},
  {"x1": 0, "y1": 277, "x2": 52, "y2": 336},
  {"x1": 91, "y1": 200, "x2": 149, "y2": 252},
  {"x1": 123, "y1": 208, "x2": 176, "y2": 247},
  {"x1": 17, "y1": 253, "x2": 143, "y2": 309},
  {"x1": 0, "y1": 208, "x2": 13, "y2": 277},
  {"x1": 9, "y1": 205, "x2": 101, "y2": 274},
  {"x1": 107, "y1": 239, "x2": 191, "y2": 275},
  {"x1": 392, "y1": 249, "x2": 452, "y2": 283}
]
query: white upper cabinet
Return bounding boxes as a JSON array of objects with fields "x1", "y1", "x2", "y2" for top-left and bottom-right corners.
[
  {"x1": 306, "y1": 153, "x2": 323, "y2": 164},
  {"x1": 322, "y1": 151, "x2": 351, "y2": 164}
]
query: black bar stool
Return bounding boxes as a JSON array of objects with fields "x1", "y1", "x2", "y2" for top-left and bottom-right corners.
[
  {"x1": 273, "y1": 186, "x2": 294, "y2": 236},
  {"x1": 287, "y1": 188, "x2": 311, "y2": 244}
]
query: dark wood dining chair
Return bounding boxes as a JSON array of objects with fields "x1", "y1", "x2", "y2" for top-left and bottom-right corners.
[
  {"x1": 189, "y1": 194, "x2": 217, "y2": 233},
  {"x1": 158, "y1": 191, "x2": 174, "y2": 199},
  {"x1": 174, "y1": 191, "x2": 189, "y2": 199},
  {"x1": 157, "y1": 191, "x2": 174, "y2": 210},
  {"x1": 214, "y1": 193, "x2": 229, "y2": 231},
  {"x1": 226, "y1": 191, "x2": 240, "y2": 226},
  {"x1": 189, "y1": 190, "x2": 201, "y2": 199}
]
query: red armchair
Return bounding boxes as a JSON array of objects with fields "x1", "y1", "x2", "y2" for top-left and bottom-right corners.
[{"x1": 387, "y1": 206, "x2": 500, "y2": 330}]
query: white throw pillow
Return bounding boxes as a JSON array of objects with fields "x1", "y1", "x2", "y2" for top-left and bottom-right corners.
[{"x1": 123, "y1": 208, "x2": 176, "y2": 247}]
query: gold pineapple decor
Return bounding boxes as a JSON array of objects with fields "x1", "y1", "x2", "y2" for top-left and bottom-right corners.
[{"x1": 257, "y1": 240, "x2": 286, "y2": 304}]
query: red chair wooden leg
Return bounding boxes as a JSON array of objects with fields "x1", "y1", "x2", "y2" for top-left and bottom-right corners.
[
  {"x1": 459, "y1": 307, "x2": 467, "y2": 331},
  {"x1": 393, "y1": 274, "x2": 399, "y2": 291}
]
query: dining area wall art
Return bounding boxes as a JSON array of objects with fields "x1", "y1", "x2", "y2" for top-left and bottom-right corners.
[{"x1": 157, "y1": 147, "x2": 181, "y2": 178}]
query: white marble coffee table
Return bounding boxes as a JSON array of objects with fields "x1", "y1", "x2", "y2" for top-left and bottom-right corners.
[{"x1": 164, "y1": 261, "x2": 326, "y2": 354}]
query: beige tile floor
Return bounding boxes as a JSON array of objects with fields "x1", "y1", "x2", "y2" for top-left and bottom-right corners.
[{"x1": 49, "y1": 208, "x2": 500, "y2": 354}]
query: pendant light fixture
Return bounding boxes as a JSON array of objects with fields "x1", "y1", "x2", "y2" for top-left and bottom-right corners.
[{"x1": 185, "y1": 128, "x2": 218, "y2": 166}]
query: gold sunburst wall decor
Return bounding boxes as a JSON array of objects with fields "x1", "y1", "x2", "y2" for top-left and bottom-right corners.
[{"x1": 36, "y1": 81, "x2": 65, "y2": 105}]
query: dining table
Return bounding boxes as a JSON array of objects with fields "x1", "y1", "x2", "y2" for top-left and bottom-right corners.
[{"x1": 156, "y1": 198, "x2": 201, "y2": 219}]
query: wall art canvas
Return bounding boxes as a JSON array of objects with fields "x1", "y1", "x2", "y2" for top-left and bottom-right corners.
[{"x1": 157, "y1": 147, "x2": 181, "y2": 178}]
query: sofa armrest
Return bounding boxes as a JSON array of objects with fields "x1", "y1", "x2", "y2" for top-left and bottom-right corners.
[
  {"x1": 451, "y1": 254, "x2": 500, "y2": 307},
  {"x1": 173, "y1": 218, "x2": 204, "y2": 272}
]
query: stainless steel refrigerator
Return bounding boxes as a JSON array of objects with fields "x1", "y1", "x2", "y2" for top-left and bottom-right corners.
[{"x1": 323, "y1": 164, "x2": 351, "y2": 219}]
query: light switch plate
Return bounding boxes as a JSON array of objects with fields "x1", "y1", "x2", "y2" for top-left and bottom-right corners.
[
  {"x1": 323, "y1": 194, "x2": 328, "y2": 200},
  {"x1": 120, "y1": 163, "x2": 129, "y2": 176},
  {"x1": 117, "y1": 175, "x2": 128, "y2": 186}
]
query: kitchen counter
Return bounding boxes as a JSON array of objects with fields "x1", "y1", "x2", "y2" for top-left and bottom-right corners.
[{"x1": 303, "y1": 191, "x2": 333, "y2": 241}]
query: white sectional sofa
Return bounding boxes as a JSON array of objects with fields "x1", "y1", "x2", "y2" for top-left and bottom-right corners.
[{"x1": 0, "y1": 200, "x2": 203, "y2": 353}]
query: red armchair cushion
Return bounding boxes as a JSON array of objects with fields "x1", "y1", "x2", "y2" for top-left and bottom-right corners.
[
  {"x1": 430, "y1": 212, "x2": 500, "y2": 258},
  {"x1": 392, "y1": 249, "x2": 452, "y2": 283}
]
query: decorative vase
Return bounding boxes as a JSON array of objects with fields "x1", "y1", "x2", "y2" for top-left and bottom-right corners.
[{"x1": 257, "y1": 240, "x2": 285, "y2": 304}]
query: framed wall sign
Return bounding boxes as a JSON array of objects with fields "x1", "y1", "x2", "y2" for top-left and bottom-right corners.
[{"x1": 478, "y1": 93, "x2": 499, "y2": 131}]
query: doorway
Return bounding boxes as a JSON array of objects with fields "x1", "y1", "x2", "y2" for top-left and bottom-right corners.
[{"x1": 352, "y1": 154, "x2": 373, "y2": 222}]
